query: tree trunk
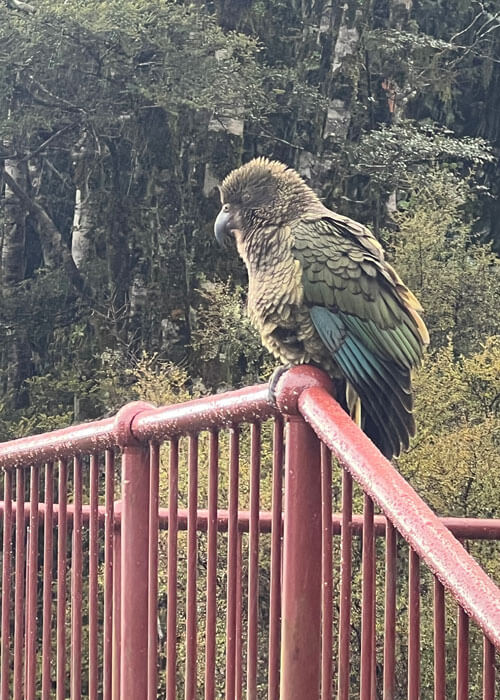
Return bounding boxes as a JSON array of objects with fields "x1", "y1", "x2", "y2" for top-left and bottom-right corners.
[
  {"x1": 1, "y1": 150, "x2": 32, "y2": 407},
  {"x1": 2, "y1": 156, "x2": 27, "y2": 285},
  {"x1": 324, "y1": 3, "x2": 361, "y2": 142},
  {"x1": 71, "y1": 131, "x2": 97, "y2": 270},
  {"x1": 2, "y1": 166, "x2": 91, "y2": 298}
]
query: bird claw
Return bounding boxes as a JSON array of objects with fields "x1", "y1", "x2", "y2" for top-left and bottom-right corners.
[{"x1": 267, "y1": 364, "x2": 292, "y2": 405}]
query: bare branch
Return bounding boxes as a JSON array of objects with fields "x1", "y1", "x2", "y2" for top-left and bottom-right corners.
[
  {"x1": 449, "y1": 9, "x2": 485, "y2": 43},
  {"x1": 6, "y1": 0, "x2": 35, "y2": 14},
  {"x1": 23, "y1": 123, "x2": 77, "y2": 162},
  {"x1": 0, "y1": 123, "x2": 78, "y2": 164},
  {"x1": 24, "y1": 76, "x2": 84, "y2": 113}
]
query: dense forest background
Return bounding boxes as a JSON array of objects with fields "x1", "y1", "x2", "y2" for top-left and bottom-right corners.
[
  {"x1": 0, "y1": 0, "x2": 499, "y2": 519},
  {"x1": 1, "y1": 1, "x2": 500, "y2": 696}
]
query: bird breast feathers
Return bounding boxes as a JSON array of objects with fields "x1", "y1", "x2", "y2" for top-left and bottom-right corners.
[{"x1": 248, "y1": 257, "x2": 304, "y2": 328}]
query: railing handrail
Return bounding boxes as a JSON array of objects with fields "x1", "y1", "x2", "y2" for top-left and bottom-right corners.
[
  {"x1": 0, "y1": 385, "x2": 276, "y2": 469},
  {"x1": 294, "y1": 376, "x2": 500, "y2": 650}
]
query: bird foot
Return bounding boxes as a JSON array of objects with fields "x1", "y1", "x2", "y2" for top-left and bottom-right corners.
[{"x1": 268, "y1": 364, "x2": 292, "y2": 405}]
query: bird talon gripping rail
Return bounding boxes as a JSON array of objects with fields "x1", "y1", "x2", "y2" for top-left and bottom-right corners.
[{"x1": 0, "y1": 366, "x2": 499, "y2": 699}]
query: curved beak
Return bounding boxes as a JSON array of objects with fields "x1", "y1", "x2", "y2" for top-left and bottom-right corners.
[{"x1": 214, "y1": 208, "x2": 231, "y2": 247}]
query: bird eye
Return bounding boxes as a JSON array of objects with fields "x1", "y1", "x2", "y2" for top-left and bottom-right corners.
[{"x1": 222, "y1": 203, "x2": 230, "y2": 212}]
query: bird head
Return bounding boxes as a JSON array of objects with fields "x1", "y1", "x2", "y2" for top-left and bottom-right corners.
[{"x1": 214, "y1": 157, "x2": 317, "y2": 246}]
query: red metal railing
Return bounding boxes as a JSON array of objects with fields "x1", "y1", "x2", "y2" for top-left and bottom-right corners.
[{"x1": 0, "y1": 366, "x2": 499, "y2": 699}]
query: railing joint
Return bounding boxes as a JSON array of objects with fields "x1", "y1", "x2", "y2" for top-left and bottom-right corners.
[
  {"x1": 273, "y1": 365, "x2": 334, "y2": 417},
  {"x1": 113, "y1": 401, "x2": 155, "y2": 447}
]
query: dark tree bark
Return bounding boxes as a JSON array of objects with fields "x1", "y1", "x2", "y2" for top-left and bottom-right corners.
[{"x1": 1, "y1": 152, "x2": 32, "y2": 407}]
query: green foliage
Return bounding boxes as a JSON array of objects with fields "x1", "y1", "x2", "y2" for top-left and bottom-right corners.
[
  {"x1": 365, "y1": 29, "x2": 455, "y2": 54},
  {"x1": 400, "y1": 338, "x2": 500, "y2": 518},
  {"x1": 0, "y1": 0, "x2": 279, "y2": 431},
  {"x1": 351, "y1": 121, "x2": 493, "y2": 189},
  {"x1": 388, "y1": 171, "x2": 500, "y2": 354},
  {"x1": 379, "y1": 171, "x2": 500, "y2": 532},
  {"x1": 191, "y1": 277, "x2": 273, "y2": 389},
  {"x1": 0, "y1": 0, "x2": 266, "y2": 136}
]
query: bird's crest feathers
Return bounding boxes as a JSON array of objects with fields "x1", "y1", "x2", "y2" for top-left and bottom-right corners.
[{"x1": 220, "y1": 157, "x2": 315, "y2": 212}]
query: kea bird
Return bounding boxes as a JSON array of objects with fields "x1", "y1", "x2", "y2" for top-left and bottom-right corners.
[{"x1": 214, "y1": 158, "x2": 429, "y2": 459}]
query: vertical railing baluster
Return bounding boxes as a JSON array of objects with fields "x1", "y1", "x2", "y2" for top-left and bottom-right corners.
[
  {"x1": 71, "y1": 456, "x2": 83, "y2": 699},
  {"x1": 1, "y1": 468, "x2": 13, "y2": 700},
  {"x1": 371, "y1": 549, "x2": 377, "y2": 700},
  {"x1": 26, "y1": 465, "x2": 39, "y2": 700},
  {"x1": 56, "y1": 459, "x2": 67, "y2": 700},
  {"x1": 408, "y1": 549, "x2": 420, "y2": 700},
  {"x1": 148, "y1": 443, "x2": 160, "y2": 700},
  {"x1": 482, "y1": 636, "x2": 495, "y2": 700},
  {"x1": 433, "y1": 577, "x2": 446, "y2": 700},
  {"x1": 89, "y1": 454, "x2": 99, "y2": 700},
  {"x1": 121, "y1": 435, "x2": 150, "y2": 698},
  {"x1": 247, "y1": 422, "x2": 260, "y2": 700},
  {"x1": 166, "y1": 438, "x2": 179, "y2": 700},
  {"x1": 280, "y1": 415, "x2": 322, "y2": 700},
  {"x1": 185, "y1": 434, "x2": 199, "y2": 700},
  {"x1": 103, "y1": 449, "x2": 114, "y2": 700},
  {"x1": 112, "y1": 517, "x2": 121, "y2": 700},
  {"x1": 361, "y1": 494, "x2": 375, "y2": 700},
  {"x1": 383, "y1": 520, "x2": 396, "y2": 700},
  {"x1": 268, "y1": 416, "x2": 283, "y2": 700},
  {"x1": 41, "y1": 463, "x2": 54, "y2": 700},
  {"x1": 13, "y1": 468, "x2": 25, "y2": 700},
  {"x1": 457, "y1": 606, "x2": 469, "y2": 700},
  {"x1": 321, "y1": 443, "x2": 333, "y2": 700},
  {"x1": 226, "y1": 426, "x2": 240, "y2": 700},
  {"x1": 23, "y1": 525, "x2": 30, "y2": 694},
  {"x1": 205, "y1": 429, "x2": 219, "y2": 700},
  {"x1": 235, "y1": 532, "x2": 243, "y2": 700},
  {"x1": 338, "y1": 468, "x2": 352, "y2": 700}
]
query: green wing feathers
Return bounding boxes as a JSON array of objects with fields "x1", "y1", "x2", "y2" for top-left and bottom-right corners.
[
  {"x1": 310, "y1": 306, "x2": 414, "y2": 457},
  {"x1": 294, "y1": 215, "x2": 428, "y2": 458}
]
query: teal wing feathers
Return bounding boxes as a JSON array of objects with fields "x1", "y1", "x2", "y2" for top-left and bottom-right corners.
[{"x1": 292, "y1": 213, "x2": 428, "y2": 458}]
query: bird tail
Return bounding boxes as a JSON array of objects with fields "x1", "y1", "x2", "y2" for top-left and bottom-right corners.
[
  {"x1": 345, "y1": 382, "x2": 362, "y2": 428},
  {"x1": 310, "y1": 306, "x2": 415, "y2": 459},
  {"x1": 339, "y1": 336, "x2": 415, "y2": 459}
]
